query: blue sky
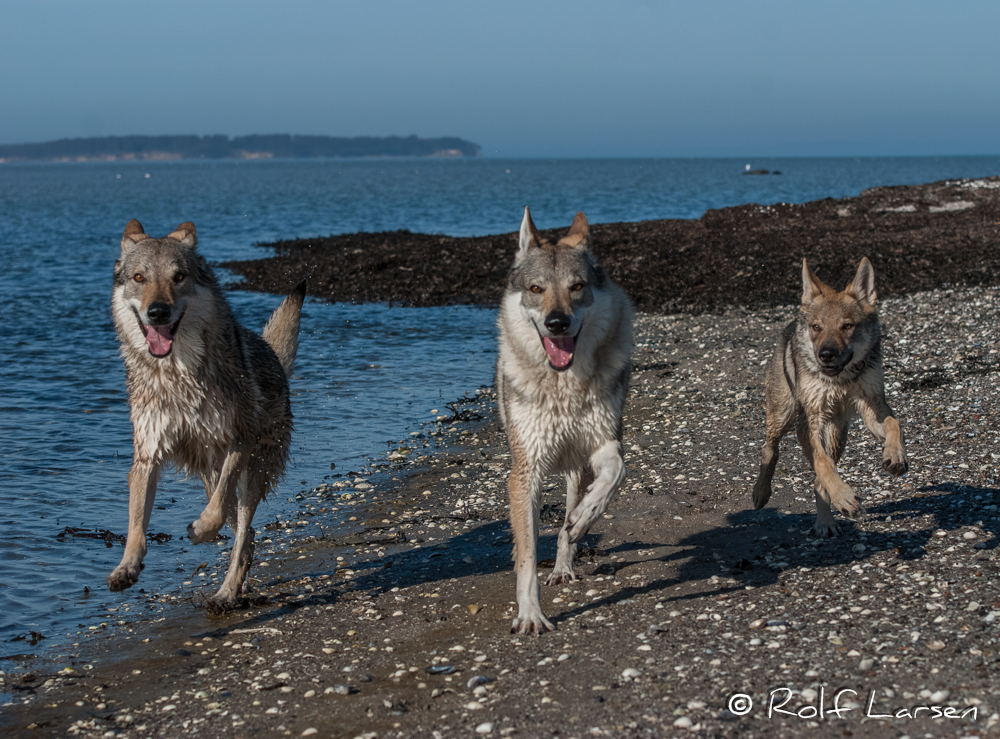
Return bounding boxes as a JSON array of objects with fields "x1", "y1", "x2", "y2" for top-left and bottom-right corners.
[{"x1": 2, "y1": 0, "x2": 998, "y2": 157}]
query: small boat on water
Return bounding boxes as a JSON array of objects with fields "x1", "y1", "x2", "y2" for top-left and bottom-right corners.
[{"x1": 744, "y1": 164, "x2": 781, "y2": 175}]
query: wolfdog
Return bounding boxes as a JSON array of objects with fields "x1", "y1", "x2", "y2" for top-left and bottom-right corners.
[
  {"x1": 751, "y1": 258, "x2": 908, "y2": 537},
  {"x1": 496, "y1": 208, "x2": 633, "y2": 634},
  {"x1": 107, "y1": 219, "x2": 305, "y2": 610}
]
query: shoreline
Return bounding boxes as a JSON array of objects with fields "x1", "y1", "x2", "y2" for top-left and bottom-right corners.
[
  {"x1": 0, "y1": 387, "x2": 499, "y2": 664},
  {"x1": 4, "y1": 177, "x2": 1000, "y2": 737},
  {"x1": 222, "y1": 176, "x2": 1000, "y2": 314},
  {"x1": 4, "y1": 284, "x2": 999, "y2": 737}
]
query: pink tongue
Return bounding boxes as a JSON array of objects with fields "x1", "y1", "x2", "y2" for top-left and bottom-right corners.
[
  {"x1": 144, "y1": 324, "x2": 174, "y2": 356},
  {"x1": 543, "y1": 336, "x2": 575, "y2": 368}
]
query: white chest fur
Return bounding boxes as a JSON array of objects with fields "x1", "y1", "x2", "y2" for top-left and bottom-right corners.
[{"x1": 498, "y1": 291, "x2": 628, "y2": 474}]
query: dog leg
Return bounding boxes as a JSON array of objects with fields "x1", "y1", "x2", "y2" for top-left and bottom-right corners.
[
  {"x1": 813, "y1": 487, "x2": 839, "y2": 538},
  {"x1": 754, "y1": 351, "x2": 797, "y2": 509},
  {"x1": 208, "y1": 474, "x2": 261, "y2": 613},
  {"x1": 188, "y1": 444, "x2": 246, "y2": 544},
  {"x1": 752, "y1": 434, "x2": 780, "y2": 510},
  {"x1": 108, "y1": 458, "x2": 160, "y2": 591},
  {"x1": 566, "y1": 441, "x2": 625, "y2": 542},
  {"x1": 548, "y1": 467, "x2": 592, "y2": 586},
  {"x1": 798, "y1": 417, "x2": 858, "y2": 536},
  {"x1": 857, "y1": 394, "x2": 908, "y2": 476},
  {"x1": 201, "y1": 470, "x2": 219, "y2": 501},
  {"x1": 752, "y1": 404, "x2": 796, "y2": 510},
  {"x1": 509, "y1": 459, "x2": 552, "y2": 635}
]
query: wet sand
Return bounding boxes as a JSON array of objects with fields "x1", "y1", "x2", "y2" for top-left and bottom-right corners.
[{"x1": 3, "y1": 177, "x2": 1000, "y2": 738}]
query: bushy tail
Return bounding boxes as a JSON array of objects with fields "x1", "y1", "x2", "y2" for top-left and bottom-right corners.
[{"x1": 262, "y1": 281, "x2": 306, "y2": 376}]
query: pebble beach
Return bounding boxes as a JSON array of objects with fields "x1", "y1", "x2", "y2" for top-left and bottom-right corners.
[{"x1": 3, "y1": 178, "x2": 1000, "y2": 738}]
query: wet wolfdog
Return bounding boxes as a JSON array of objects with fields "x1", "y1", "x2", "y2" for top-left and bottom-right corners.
[
  {"x1": 752, "y1": 258, "x2": 908, "y2": 537},
  {"x1": 108, "y1": 219, "x2": 305, "y2": 610},
  {"x1": 496, "y1": 208, "x2": 633, "y2": 634}
]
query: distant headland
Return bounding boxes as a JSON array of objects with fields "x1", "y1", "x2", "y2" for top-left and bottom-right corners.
[{"x1": 0, "y1": 134, "x2": 481, "y2": 162}]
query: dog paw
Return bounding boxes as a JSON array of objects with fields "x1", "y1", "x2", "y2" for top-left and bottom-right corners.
[
  {"x1": 814, "y1": 519, "x2": 840, "y2": 538},
  {"x1": 511, "y1": 612, "x2": 555, "y2": 636},
  {"x1": 545, "y1": 570, "x2": 577, "y2": 587},
  {"x1": 830, "y1": 484, "x2": 861, "y2": 519},
  {"x1": 566, "y1": 506, "x2": 600, "y2": 542},
  {"x1": 187, "y1": 518, "x2": 220, "y2": 545},
  {"x1": 751, "y1": 479, "x2": 772, "y2": 510},
  {"x1": 107, "y1": 561, "x2": 143, "y2": 592},
  {"x1": 205, "y1": 595, "x2": 244, "y2": 616},
  {"x1": 883, "y1": 447, "x2": 909, "y2": 476}
]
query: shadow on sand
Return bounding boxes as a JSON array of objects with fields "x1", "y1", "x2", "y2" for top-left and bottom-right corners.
[{"x1": 195, "y1": 483, "x2": 998, "y2": 637}]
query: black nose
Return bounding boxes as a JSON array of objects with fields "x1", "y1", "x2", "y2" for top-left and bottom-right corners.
[
  {"x1": 146, "y1": 302, "x2": 172, "y2": 325},
  {"x1": 544, "y1": 311, "x2": 571, "y2": 335},
  {"x1": 818, "y1": 345, "x2": 838, "y2": 363}
]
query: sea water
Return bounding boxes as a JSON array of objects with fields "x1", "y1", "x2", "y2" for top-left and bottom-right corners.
[{"x1": 1, "y1": 155, "x2": 998, "y2": 658}]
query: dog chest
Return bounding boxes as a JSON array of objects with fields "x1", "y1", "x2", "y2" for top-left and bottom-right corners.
[
  {"x1": 505, "y1": 377, "x2": 619, "y2": 470},
  {"x1": 129, "y1": 362, "x2": 242, "y2": 465}
]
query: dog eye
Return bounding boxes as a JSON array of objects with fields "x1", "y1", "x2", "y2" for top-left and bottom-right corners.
[
  {"x1": 530, "y1": 285, "x2": 543, "y2": 294},
  {"x1": 173, "y1": 272, "x2": 186, "y2": 283},
  {"x1": 571, "y1": 283, "x2": 584, "y2": 292},
  {"x1": 133, "y1": 273, "x2": 144, "y2": 283},
  {"x1": 842, "y1": 323, "x2": 853, "y2": 331},
  {"x1": 811, "y1": 324, "x2": 821, "y2": 332}
]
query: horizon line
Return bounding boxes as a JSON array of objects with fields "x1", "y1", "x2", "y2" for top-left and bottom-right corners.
[{"x1": 3, "y1": 152, "x2": 1000, "y2": 163}]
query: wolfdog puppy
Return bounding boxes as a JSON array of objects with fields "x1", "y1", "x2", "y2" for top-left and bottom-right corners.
[
  {"x1": 752, "y1": 257, "x2": 908, "y2": 536},
  {"x1": 496, "y1": 208, "x2": 633, "y2": 634},
  {"x1": 107, "y1": 219, "x2": 305, "y2": 610}
]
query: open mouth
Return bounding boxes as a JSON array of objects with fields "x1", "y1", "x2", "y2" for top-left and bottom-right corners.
[
  {"x1": 134, "y1": 309, "x2": 183, "y2": 358},
  {"x1": 818, "y1": 350, "x2": 854, "y2": 377},
  {"x1": 540, "y1": 332, "x2": 579, "y2": 371}
]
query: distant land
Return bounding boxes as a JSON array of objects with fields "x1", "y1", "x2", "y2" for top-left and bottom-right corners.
[{"x1": 0, "y1": 134, "x2": 481, "y2": 162}]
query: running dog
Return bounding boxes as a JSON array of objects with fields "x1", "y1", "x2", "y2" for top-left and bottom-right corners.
[
  {"x1": 751, "y1": 257, "x2": 908, "y2": 537},
  {"x1": 496, "y1": 208, "x2": 633, "y2": 634},
  {"x1": 107, "y1": 219, "x2": 305, "y2": 611}
]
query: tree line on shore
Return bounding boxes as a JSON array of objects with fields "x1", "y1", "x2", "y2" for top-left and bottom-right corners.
[{"x1": 0, "y1": 134, "x2": 481, "y2": 161}]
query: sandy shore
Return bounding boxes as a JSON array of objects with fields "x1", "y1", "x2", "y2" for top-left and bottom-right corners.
[{"x1": 3, "y1": 179, "x2": 1000, "y2": 738}]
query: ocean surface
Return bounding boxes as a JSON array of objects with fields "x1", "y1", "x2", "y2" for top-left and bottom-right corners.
[{"x1": 2, "y1": 155, "x2": 998, "y2": 662}]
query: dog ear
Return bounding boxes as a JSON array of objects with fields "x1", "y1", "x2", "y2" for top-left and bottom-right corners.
[
  {"x1": 848, "y1": 257, "x2": 877, "y2": 306},
  {"x1": 800, "y1": 258, "x2": 826, "y2": 305},
  {"x1": 121, "y1": 219, "x2": 147, "y2": 251},
  {"x1": 168, "y1": 222, "x2": 198, "y2": 247},
  {"x1": 561, "y1": 211, "x2": 591, "y2": 252},
  {"x1": 517, "y1": 207, "x2": 541, "y2": 262}
]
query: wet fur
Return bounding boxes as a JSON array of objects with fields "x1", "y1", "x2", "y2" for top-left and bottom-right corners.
[
  {"x1": 107, "y1": 219, "x2": 305, "y2": 611},
  {"x1": 751, "y1": 258, "x2": 908, "y2": 537},
  {"x1": 496, "y1": 208, "x2": 633, "y2": 634}
]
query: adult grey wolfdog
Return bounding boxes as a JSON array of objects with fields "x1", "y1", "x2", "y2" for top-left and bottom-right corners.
[
  {"x1": 751, "y1": 257, "x2": 908, "y2": 537},
  {"x1": 107, "y1": 219, "x2": 305, "y2": 611},
  {"x1": 496, "y1": 208, "x2": 633, "y2": 634}
]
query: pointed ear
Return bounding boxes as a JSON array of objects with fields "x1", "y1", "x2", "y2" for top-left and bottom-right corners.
[
  {"x1": 848, "y1": 257, "x2": 877, "y2": 306},
  {"x1": 562, "y1": 211, "x2": 591, "y2": 252},
  {"x1": 167, "y1": 221, "x2": 197, "y2": 247},
  {"x1": 801, "y1": 258, "x2": 826, "y2": 305},
  {"x1": 517, "y1": 206, "x2": 540, "y2": 262},
  {"x1": 121, "y1": 219, "x2": 147, "y2": 251}
]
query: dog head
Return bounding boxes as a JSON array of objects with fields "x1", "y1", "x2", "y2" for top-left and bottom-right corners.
[
  {"x1": 798, "y1": 257, "x2": 879, "y2": 379},
  {"x1": 113, "y1": 220, "x2": 214, "y2": 359},
  {"x1": 506, "y1": 207, "x2": 605, "y2": 371}
]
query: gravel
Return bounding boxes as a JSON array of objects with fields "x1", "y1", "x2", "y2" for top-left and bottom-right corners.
[{"x1": 3, "y1": 180, "x2": 1000, "y2": 738}]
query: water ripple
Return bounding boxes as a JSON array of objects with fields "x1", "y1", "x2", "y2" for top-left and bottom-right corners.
[{"x1": 2, "y1": 155, "x2": 999, "y2": 654}]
